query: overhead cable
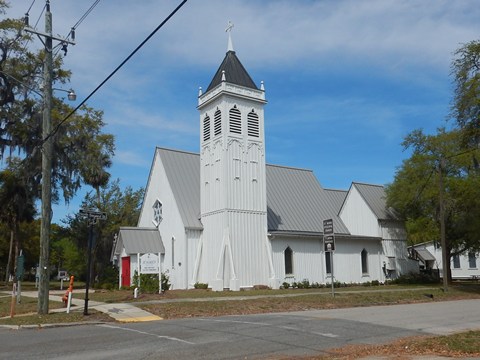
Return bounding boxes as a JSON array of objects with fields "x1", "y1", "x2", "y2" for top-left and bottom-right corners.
[{"x1": 43, "y1": 0, "x2": 188, "y2": 145}]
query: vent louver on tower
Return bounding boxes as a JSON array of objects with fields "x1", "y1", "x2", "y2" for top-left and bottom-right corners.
[
  {"x1": 247, "y1": 110, "x2": 259, "y2": 137},
  {"x1": 229, "y1": 106, "x2": 242, "y2": 134},
  {"x1": 203, "y1": 115, "x2": 211, "y2": 141},
  {"x1": 214, "y1": 109, "x2": 222, "y2": 136}
]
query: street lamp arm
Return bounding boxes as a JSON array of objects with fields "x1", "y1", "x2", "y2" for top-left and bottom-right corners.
[{"x1": 53, "y1": 88, "x2": 76, "y2": 101}]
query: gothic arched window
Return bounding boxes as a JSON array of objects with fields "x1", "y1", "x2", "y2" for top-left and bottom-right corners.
[
  {"x1": 284, "y1": 246, "x2": 293, "y2": 275},
  {"x1": 361, "y1": 249, "x2": 368, "y2": 274},
  {"x1": 247, "y1": 110, "x2": 259, "y2": 137},
  {"x1": 229, "y1": 106, "x2": 241, "y2": 134}
]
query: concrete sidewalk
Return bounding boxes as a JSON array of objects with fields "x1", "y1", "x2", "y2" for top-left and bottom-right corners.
[{"x1": 1, "y1": 290, "x2": 162, "y2": 323}]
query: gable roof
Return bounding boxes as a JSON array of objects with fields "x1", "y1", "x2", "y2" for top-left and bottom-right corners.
[
  {"x1": 114, "y1": 227, "x2": 165, "y2": 256},
  {"x1": 206, "y1": 50, "x2": 258, "y2": 92},
  {"x1": 266, "y1": 165, "x2": 349, "y2": 235},
  {"x1": 153, "y1": 148, "x2": 349, "y2": 235},
  {"x1": 352, "y1": 182, "x2": 398, "y2": 220},
  {"x1": 324, "y1": 189, "x2": 348, "y2": 215},
  {"x1": 158, "y1": 148, "x2": 202, "y2": 229}
]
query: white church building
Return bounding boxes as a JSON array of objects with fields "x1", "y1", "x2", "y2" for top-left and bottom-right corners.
[{"x1": 112, "y1": 35, "x2": 418, "y2": 291}]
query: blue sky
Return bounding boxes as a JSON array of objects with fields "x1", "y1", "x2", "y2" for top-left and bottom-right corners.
[{"x1": 6, "y1": 0, "x2": 480, "y2": 223}]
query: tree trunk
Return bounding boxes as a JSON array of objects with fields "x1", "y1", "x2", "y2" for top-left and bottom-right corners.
[
  {"x1": 4, "y1": 229, "x2": 14, "y2": 283},
  {"x1": 446, "y1": 249, "x2": 453, "y2": 284}
]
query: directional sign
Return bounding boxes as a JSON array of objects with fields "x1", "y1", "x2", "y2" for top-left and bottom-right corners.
[
  {"x1": 324, "y1": 235, "x2": 335, "y2": 252},
  {"x1": 80, "y1": 208, "x2": 107, "y2": 225},
  {"x1": 323, "y1": 219, "x2": 334, "y2": 235},
  {"x1": 323, "y1": 219, "x2": 335, "y2": 251}
]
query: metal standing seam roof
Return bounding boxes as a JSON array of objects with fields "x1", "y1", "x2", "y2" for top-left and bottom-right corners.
[
  {"x1": 158, "y1": 148, "x2": 202, "y2": 229},
  {"x1": 206, "y1": 50, "x2": 258, "y2": 92},
  {"x1": 116, "y1": 227, "x2": 165, "y2": 255},
  {"x1": 266, "y1": 165, "x2": 350, "y2": 235},
  {"x1": 324, "y1": 189, "x2": 348, "y2": 215},
  {"x1": 414, "y1": 248, "x2": 436, "y2": 262},
  {"x1": 154, "y1": 148, "x2": 350, "y2": 235},
  {"x1": 352, "y1": 182, "x2": 399, "y2": 220}
]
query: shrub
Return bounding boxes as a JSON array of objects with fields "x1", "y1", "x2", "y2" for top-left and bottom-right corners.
[
  {"x1": 131, "y1": 271, "x2": 171, "y2": 293},
  {"x1": 301, "y1": 279, "x2": 311, "y2": 289},
  {"x1": 391, "y1": 272, "x2": 440, "y2": 285},
  {"x1": 282, "y1": 282, "x2": 290, "y2": 289},
  {"x1": 161, "y1": 272, "x2": 171, "y2": 291},
  {"x1": 194, "y1": 282, "x2": 208, "y2": 289}
]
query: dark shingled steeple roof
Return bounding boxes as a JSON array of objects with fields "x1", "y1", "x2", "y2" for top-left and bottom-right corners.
[{"x1": 206, "y1": 50, "x2": 258, "y2": 92}]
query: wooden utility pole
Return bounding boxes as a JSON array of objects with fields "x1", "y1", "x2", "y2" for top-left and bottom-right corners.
[
  {"x1": 38, "y1": 1, "x2": 53, "y2": 315},
  {"x1": 25, "y1": 1, "x2": 75, "y2": 314}
]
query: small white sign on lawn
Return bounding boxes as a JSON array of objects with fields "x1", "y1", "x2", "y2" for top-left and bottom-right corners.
[{"x1": 140, "y1": 253, "x2": 159, "y2": 274}]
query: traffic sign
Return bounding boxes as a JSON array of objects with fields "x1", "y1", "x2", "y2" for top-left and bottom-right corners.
[
  {"x1": 324, "y1": 235, "x2": 335, "y2": 252},
  {"x1": 323, "y1": 219, "x2": 333, "y2": 234},
  {"x1": 323, "y1": 219, "x2": 335, "y2": 251}
]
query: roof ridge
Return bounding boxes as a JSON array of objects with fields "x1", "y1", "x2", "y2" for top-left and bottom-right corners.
[
  {"x1": 266, "y1": 163, "x2": 313, "y2": 172},
  {"x1": 352, "y1": 181, "x2": 384, "y2": 188},
  {"x1": 324, "y1": 188, "x2": 348, "y2": 193},
  {"x1": 156, "y1": 147, "x2": 199, "y2": 156}
]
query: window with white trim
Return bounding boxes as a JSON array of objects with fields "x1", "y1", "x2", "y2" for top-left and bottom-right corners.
[
  {"x1": 361, "y1": 249, "x2": 368, "y2": 274},
  {"x1": 468, "y1": 252, "x2": 477, "y2": 269},
  {"x1": 452, "y1": 254, "x2": 461, "y2": 269},
  {"x1": 284, "y1": 247, "x2": 293, "y2": 275},
  {"x1": 152, "y1": 200, "x2": 163, "y2": 227}
]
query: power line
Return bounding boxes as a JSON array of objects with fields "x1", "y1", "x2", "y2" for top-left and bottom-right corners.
[
  {"x1": 19, "y1": 1, "x2": 46, "y2": 55},
  {"x1": 54, "y1": 0, "x2": 101, "y2": 57},
  {"x1": 25, "y1": 0, "x2": 36, "y2": 15},
  {"x1": 72, "y1": 0, "x2": 101, "y2": 30},
  {"x1": 43, "y1": 0, "x2": 188, "y2": 145}
]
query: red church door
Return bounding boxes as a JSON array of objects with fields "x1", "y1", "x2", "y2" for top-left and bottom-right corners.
[{"x1": 121, "y1": 256, "x2": 131, "y2": 287}]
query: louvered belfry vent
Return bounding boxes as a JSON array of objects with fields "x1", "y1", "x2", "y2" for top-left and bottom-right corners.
[
  {"x1": 203, "y1": 115, "x2": 211, "y2": 141},
  {"x1": 214, "y1": 109, "x2": 222, "y2": 136},
  {"x1": 229, "y1": 106, "x2": 241, "y2": 134},
  {"x1": 247, "y1": 110, "x2": 259, "y2": 137}
]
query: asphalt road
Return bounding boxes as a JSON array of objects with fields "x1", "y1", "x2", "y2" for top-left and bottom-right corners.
[{"x1": 1, "y1": 299, "x2": 479, "y2": 360}]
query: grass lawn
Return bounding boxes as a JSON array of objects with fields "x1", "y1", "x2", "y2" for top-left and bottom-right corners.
[
  {"x1": 0, "y1": 293, "x2": 65, "y2": 318},
  {"x1": 313, "y1": 330, "x2": 480, "y2": 359},
  {"x1": 0, "y1": 310, "x2": 113, "y2": 326},
  {"x1": 138, "y1": 284, "x2": 480, "y2": 319}
]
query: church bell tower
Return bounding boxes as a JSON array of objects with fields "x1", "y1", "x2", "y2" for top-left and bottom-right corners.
[{"x1": 196, "y1": 24, "x2": 276, "y2": 290}]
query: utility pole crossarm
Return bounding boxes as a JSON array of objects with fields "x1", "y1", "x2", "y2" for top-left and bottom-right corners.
[{"x1": 24, "y1": 27, "x2": 76, "y2": 46}]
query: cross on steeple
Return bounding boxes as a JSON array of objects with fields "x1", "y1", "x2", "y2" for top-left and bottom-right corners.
[{"x1": 225, "y1": 21, "x2": 234, "y2": 52}]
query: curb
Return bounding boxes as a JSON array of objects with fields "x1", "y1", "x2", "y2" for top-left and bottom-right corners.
[{"x1": 0, "y1": 321, "x2": 108, "y2": 330}]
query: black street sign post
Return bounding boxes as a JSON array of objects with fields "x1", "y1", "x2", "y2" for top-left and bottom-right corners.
[
  {"x1": 323, "y1": 219, "x2": 335, "y2": 297},
  {"x1": 79, "y1": 208, "x2": 107, "y2": 315}
]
